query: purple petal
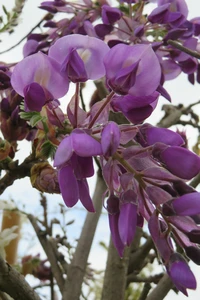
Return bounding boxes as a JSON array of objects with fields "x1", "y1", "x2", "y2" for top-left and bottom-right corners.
[
  {"x1": 58, "y1": 166, "x2": 79, "y2": 207},
  {"x1": 72, "y1": 155, "x2": 94, "y2": 179},
  {"x1": 72, "y1": 130, "x2": 102, "y2": 157},
  {"x1": 49, "y1": 34, "x2": 110, "y2": 80},
  {"x1": 108, "y1": 213, "x2": 125, "y2": 257},
  {"x1": 54, "y1": 135, "x2": 73, "y2": 168},
  {"x1": 140, "y1": 125, "x2": 184, "y2": 146},
  {"x1": 104, "y1": 44, "x2": 161, "y2": 97},
  {"x1": 67, "y1": 94, "x2": 87, "y2": 127},
  {"x1": 118, "y1": 203, "x2": 137, "y2": 246},
  {"x1": 101, "y1": 122, "x2": 121, "y2": 156},
  {"x1": 11, "y1": 52, "x2": 69, "y2": 99},
  {"x1": 185, "y1": 246, "x2": 200, "y2": 265},
  {"x1": 112, "y1": 92, "x2": 159, "y2": 111},
  {"x1": 78, "y1": 179, "x2": 95, "y2": 212},
  {"x1": 172, "y1": 192, "x2": 200, "y2": 216},
  {"x1": 108, "y1": 60, "x2": 140, "y2": 95},
  {"x1": 102, "y1": 5, "x2": 122, "y2": 25},
  {"x1": 162, "y1": 59, "x2": 181, "y2": 81},
  {"x1": 167, "y1": 259, "x2": 196, "y2": 295},
  {"x1": 23, "y1": 82, "x2": 46, "y2": 112},
  {"x1": 23, "y1": 40, "x2": 38, "y2": 57},
  {"x1": 112, "y1": 93, "x2": 159, "y2": 124},
  {"x1": 160, "y1": 146, "x2": 200, "y2": 180},
  {"x1": 61, "y1": 48, "x2": 88, "y2": 82},
  {"x1": 146, "y1": 185, "x2": 172, "y2": 205},
  {"x1": 148, "y1": 213, "x2": 173, "y2": 262}
]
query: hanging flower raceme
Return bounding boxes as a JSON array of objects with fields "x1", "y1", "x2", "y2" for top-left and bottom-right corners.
[
  {"x1": 48, "y1": 34, "x2": 110, "y2": 83},
  {"x1": 54, "y1": 129, "x2": 102, "y2": 212},
  {"x1": 11, "y1": 52, "x2": 69, "y2": 112}
]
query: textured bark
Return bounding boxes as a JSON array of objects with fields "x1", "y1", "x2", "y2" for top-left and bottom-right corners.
[
  {"x1": 0, "y1": 255, "x2": 40, "y2": 300},
  {"x1": 146, "y1": 274, "x2": 174, "y2": 300},
  {"x1": 62, "y1": 173, "x2": 107, "y2": 300},
  {"x1": 101, "y1": 237, "x2": 130, "y2": 300}
]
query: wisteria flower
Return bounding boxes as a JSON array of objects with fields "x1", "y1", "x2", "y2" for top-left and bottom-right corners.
[
  {"x1": 11, "y1": 52, "x2": 69, "y2": 111},
  {"x1": 48, "y1": 34, "x2": 110, "y2": 82},
  {"x1": 104, "y1": 43, "x2": 161, "y2": 96},
  {"x1": 167, "y1": 253, "x2": 196, "y2": 296},
  {"x1": 54, "y1": 129, "x2": 102, "y2": 211}
]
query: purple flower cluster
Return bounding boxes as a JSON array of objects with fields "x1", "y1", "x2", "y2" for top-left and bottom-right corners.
[{"x1": 2, "y1": 0, "x2": 200, "y2": 296}]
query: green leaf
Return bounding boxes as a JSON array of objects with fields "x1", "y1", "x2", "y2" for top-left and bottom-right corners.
[
  {"x1": 30, "y1": 114, "x2": 44, "y2": 127},
  {"x1": 40, "y1": 141, "x2": 57, "y2": 159},
  {"x1": 19, "y1": 111, "x2": 37, "y2": 121},
  {"x1": 20, "y1": 111, "x2": 45, "y2": 127},
  {"x1": 2, "y1": 5, "x2": 8, "y2": 16}
]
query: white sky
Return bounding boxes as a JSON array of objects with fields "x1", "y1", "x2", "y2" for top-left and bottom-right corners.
[{"x1": 0, "y1": 0, "x2": 200, "y2": 299}]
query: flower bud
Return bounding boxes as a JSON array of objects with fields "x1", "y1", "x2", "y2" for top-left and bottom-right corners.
[{"x1": 30, "y1": 162, "x2": 60, "y2": 193}]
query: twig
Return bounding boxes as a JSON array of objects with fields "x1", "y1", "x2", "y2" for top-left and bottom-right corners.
[
  {"x1": 127, "y1": 237, "x2": 154, "y2": 278},
  {"x1": 0, "y1": 13, "x2": 52, "y2": 55},
  {"x1": 138, "y1": 283, "x2": 151, "y2": 300},
  {"x1": 28, "y1": 215, "x2": 65, "y2": 293},
  {"x1": 0, "y1": 255, "x2": 40, "y2": 300},
  {"x1": 167, "y1": 39, "x2": 200, "y2": 59},
  {"x1": 127, "y1": 273, "x2": 163, "y2": 284}
]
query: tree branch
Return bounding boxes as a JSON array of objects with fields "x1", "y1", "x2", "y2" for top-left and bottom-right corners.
[
  {"x1": 62, "y1": 172, "x2": 107, "y2": 300},
  {"x1": 0, "y1": 156, "x2": 39, "y2": 195},
  {"x1": 0, "y1": 255, "x2": 40, "y2": 300},
  {"x1": 28, "y1": 215, "x2": 65, "y2": 293},
  {"x1": 145, "y1": 274, "x2": 174, "y2": 300},
  {"x1": 0, "y1": 13, "x2": 52, "y2": 55},
  {"x1": 101, "y1": 238, "x2": 130, "y2": 300}
]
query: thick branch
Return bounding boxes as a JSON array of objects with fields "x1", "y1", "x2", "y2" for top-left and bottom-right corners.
[
  {"x1": 0, "y1": 255, "x2": 40, "y2": 300},
  {"x1": 0, "y1": 156, "x2": 39, "y2": 195},
  {"x1": 127, "y1": 237, "x2": 154, "y2": 280},
  {"x1": 146, "y1": 274, "x2": 174, "y2": 300},
  {"x1": 62, "y1": 172, "x2": 107, "y2": 300},
  {"x1": 101, "y1": 237, "x2": 130, "y2": 300}
]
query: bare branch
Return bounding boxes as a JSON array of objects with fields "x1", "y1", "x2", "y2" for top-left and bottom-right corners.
[
  {"x1": 101, "y1": 238, "x2": 130, "y2": 300},
  {"x1": 0, "y1": 255, "x2": 40, "y2": 300},
  {"x1": 0, "y1": 156, "x2": 40, "y2": 195},
  {"x1": 62, "y1": 172, "x2": 107, "y2": 300},
  {"x1": 28, "y1": 214, "x2": 65, "y2": 293},
  {"x1": 138, "y1": 283, "x2": 151, "y2": 300},
  {"x1": 146, "y1": 274, "x2": 174, "y2": 300},
  {"x1": 0, "y1": 13, "x2": 52, "y2": 55}
]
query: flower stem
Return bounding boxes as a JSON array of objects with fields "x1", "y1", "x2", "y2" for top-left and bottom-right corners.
[
  {"x1": 88, "y1": 90, "x2": 115, "y2": 129},
  {"x1": 74, "y1": 82, "x2": 80, "y2": 128},
  {"x1": 167, "y1": 39, "x2": 200, "y2": 59}
]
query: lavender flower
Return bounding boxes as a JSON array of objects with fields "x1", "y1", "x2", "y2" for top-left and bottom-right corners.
[
  {"x1": 54, "y1": 130, "x2": 102, "y2": 211},
  {"x1": 11, "y1": 52, "x2": 69, "y2": 111},
  {"x1": 104, "y1": 44, "x2": 161, "y2": 96},
  {"x1": 48, "y1": 34, "x2": 110, "y2": 82}
]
